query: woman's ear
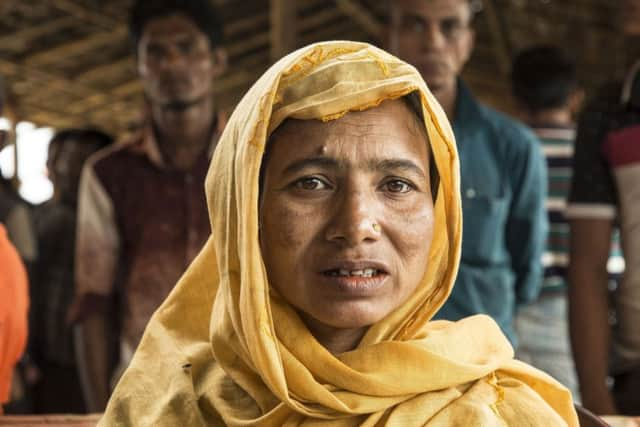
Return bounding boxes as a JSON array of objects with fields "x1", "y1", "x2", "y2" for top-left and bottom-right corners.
[{"x1": 211, "y1": 47, "x2": 228, "y2": 78}]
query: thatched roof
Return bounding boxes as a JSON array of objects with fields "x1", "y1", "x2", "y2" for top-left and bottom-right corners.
[{"x1": 0, "y1": 0, "x2": 633, "y2": 136}]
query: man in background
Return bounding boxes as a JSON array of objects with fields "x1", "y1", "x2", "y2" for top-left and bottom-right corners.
[
  {"x1": 567, "y1": 0, "x2": 640, "y2": 415},
  {"x1": 388, "y1": 0, "x2": 547, "y2": 344},
  {"x1": 70, "y1": 0, "x2": 227, "y2": 411},
  {"x1": 31, "y1": 129, "x2": 113, "y2": 413},
  {"x1": 511, "y1": 45, "x2": 625, "y2": 400}
]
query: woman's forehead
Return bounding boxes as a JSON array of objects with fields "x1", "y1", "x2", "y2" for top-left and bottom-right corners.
[{"x1": 270, "y1": 99, "x2": 429, "y2": 156}]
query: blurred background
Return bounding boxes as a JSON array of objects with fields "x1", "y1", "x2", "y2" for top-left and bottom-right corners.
[{"x1": 0, "y1": 0, "x2": 637, "y2": 204}]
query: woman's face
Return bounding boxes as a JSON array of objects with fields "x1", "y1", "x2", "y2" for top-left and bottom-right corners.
[{"x1": 259, "y1": 99, "x2": 434, "y2": 335}]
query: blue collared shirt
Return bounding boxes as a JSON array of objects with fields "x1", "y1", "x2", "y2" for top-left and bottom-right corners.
[{"x1": 434, "y1": 81, "x2": 548, "y2": 345}]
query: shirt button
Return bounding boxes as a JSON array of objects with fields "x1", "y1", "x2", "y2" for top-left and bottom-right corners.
[{"x1": 466, "y1": 188, "x2": 476, "y2": 198}]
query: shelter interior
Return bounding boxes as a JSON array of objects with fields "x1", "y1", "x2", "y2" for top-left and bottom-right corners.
[{"x1": 0, "y1": 0, "x2": 636, "y2": 137}]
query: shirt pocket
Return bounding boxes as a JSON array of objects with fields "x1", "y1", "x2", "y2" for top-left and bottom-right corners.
[{"x1": 461, "y1": 192, "x2": 509, "y2": 265}]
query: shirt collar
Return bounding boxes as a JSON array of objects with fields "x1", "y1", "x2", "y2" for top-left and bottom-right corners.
[
  {"x1": 452, "y1": 79, "x2": 484, "y2": 138},
  {"x1": 454, "y1": 80, "x2": 482, "y2": 123},
  {"x1": 127, "y1": 110, "x2": 228, "y2": 170}
]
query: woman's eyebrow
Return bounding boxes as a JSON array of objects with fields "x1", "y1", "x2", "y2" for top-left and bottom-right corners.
[
  {"x1": 368, "y1": 158, "x2": 427, "y2": 180},
  {"x1": 282, "y1": 156, "x2": 340, "y2": 175},
  {"x1": 281, "y1": 157, "x2": 427, "y2": 180}
]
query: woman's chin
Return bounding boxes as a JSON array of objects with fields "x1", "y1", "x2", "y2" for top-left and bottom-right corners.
[{"x1": 303, "y1": 302, "x2": 388, "y2": 331}]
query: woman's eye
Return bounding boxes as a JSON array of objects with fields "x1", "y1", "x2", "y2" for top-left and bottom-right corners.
[
  {"x1": 294, "y1": 177, "x2": 329, "y2": 191},
  {"x1": 384, "y1": 179, "x2": 413, "y2": 194}
]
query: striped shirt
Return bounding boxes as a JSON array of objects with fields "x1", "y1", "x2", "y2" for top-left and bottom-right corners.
[{"x1": 536, "y1": 126, "x2": 623, "y2": 293}]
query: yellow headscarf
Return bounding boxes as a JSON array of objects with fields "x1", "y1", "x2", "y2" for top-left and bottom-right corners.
[{"x1": 101, "y1": 41, "x2": 578, "y2": 426}]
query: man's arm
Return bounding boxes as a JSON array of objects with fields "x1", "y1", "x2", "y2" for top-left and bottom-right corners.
[
  {"x1": 565, "y1": 84, "x2": 620, "y2": 414},
  {"x1": 506, "y1": 128, "x2": 548, "y2": 307},
  {"x1": 70, "y1": 162, "x2": 120, "y2": 412},
  {"x1": 568, "y1": 218, "x2": 616, "y2": 414},
  {"x1": 73, "y1": 298, "x2": 114, "y2": 412}
]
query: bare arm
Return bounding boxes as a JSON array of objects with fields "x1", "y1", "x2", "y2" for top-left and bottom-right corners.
[{"x1": 568, "y1": 218, "x2": 615, "y2": 414}]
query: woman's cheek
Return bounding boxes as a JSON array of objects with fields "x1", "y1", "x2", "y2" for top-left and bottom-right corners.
[
  {"x1": 393, "y1": 201, "x2": 434, "y2": 261},
  {"x1": 266, "y1": 201, "x2": 313, "y2": 250}
]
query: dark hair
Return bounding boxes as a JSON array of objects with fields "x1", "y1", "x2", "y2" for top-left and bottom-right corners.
[
  {"x1": 511, "y1": 45, "x2": 577, "y2": 113},
  {"x1": 49, "y1": 128, "x2": 114, "y2": 150},
  {"x1": 401, "y1": 93, "x2": 439, "y2": 201},
  {"x1": 129, "y1": 0, "x2": 223, "y2": 51}
]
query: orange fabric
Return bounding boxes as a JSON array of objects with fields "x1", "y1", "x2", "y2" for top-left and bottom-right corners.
[{"x1": 0, "y1": 224, "x2": 29, "y2": 405}]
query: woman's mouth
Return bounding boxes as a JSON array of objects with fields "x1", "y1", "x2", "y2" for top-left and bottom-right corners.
[
  {"x1": 320, "y1": 267, "x2": 389, "y2": 295},
  {"x1": 323, "y1": 268, "x2": 382, "y2": 278}
]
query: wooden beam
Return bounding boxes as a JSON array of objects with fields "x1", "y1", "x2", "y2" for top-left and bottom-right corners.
[
  {"x1": 0, "y1": 17, "x2": 77, "y2": 51},
  {"x1": 50, "y1": 0, "x2": 118, "y2": 29},
  {"x1": 226, "y1": 12, "x2": 269, "y2": 37},
  {"x1": 73, "y1": 7, "x2": 344, "y2": 110},
  {"x1": 66, "y1": 93, "x2": 110, "y2": 115},
  {"x1": 42, "y1": 5, "x2": 349, "y2": 118},
  {"x1": 482, "y1": 0, "x2": 512, "y2": 75},
  {"x1": 270, "y1": 0, "x2": 297, "y2": 62},
  {"x1": 24, "y1": 26, "x2": 127, "y2": 67},
  {"x1": 75, "y1": 57, "x2": 134, "y2": 85},
  {"x1": 71, "y1": 14, "x2": 271, "y2": 85},
  {"x1": 0, "y1": 58, "x2": 93, "y2": 98},
  {"x1": 297, "y1": 7, "x2": 343, "y2": 35},
  {"x1": 68, "y1": 0, "x2": 324, "y2": 88},
  {"x1": 335, "y1": 0, "x2": 382, "y2": 39},
  {"x1": 86, "y1": 21, "x2": 366, "y2": 132},
  {"x1": 78, "y1": 52, "x2": 272, "y2": 114},
  {"x1": 228, "y1": 30, "x2": 270, "y2": 58}
]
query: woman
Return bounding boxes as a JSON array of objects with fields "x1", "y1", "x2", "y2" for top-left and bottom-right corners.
[{"x1": 101, "y1": 41, "x2": 578, "y2": 426}]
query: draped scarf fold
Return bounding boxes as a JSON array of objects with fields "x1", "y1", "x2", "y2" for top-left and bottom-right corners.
[{"x1": 100, "y1": 41, "x2": 578, "y2": 426}]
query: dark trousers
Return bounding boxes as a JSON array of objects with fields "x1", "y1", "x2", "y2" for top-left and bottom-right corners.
[
  {"x1": 33, "y1": 361, "x2": 86, "y2": 414},
  {"x1": 614, "y1": 367, "x2": 640, "y2": 416}
]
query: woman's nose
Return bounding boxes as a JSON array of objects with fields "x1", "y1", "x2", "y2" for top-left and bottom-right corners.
[{"x1": 325, "y1": 189, "x2": 381, "y2": 246}]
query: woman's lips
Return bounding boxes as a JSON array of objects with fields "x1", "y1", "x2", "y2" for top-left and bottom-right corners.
[{"x1": 318, "y1": 269, "x2": 389, "y2": 296}]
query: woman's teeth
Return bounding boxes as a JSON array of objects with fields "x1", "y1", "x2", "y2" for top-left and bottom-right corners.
[{"x1": 326, "y1": 269, "x2": 379, "y2": 277}]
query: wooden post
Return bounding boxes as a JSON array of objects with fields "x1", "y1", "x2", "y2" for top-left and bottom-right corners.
[
  {"x1": 270, "y1": 0, "x2": 296, "y2": 63},
  {"x1": 2, "y1": 96, "x2": 20, "y2": 191},
  {"x1": 335, "y1": 0, "x2": 382, "y2": 40},
  {"x1": 482, "y1": 0, "x2": 512, "y2": 75},
  {"x1": 0, "y1": 75, "x2": 18, "y2": 190}
]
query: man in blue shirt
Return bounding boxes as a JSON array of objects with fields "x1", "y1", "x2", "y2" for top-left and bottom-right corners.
[{"x1": 388, "y1": 0, "x2": 547, "y2": 344}]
